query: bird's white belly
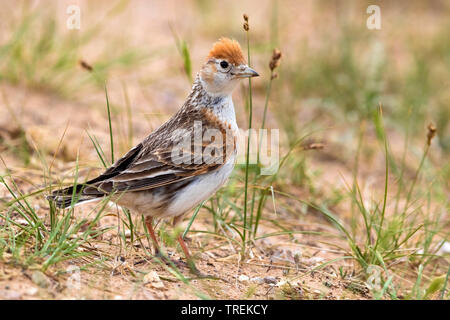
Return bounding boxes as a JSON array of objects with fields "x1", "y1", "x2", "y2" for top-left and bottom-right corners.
[{"x1": 165, "y1": 155, "x2": 236, "y2": 218}]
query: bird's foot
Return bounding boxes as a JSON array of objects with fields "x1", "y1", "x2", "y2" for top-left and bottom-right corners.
[
  {"x1": 152, "y1": 250, "x2": 222, "y2": 281},
  {"x1": 186, "y1": 258, "x2": 223, "y2": 281},
  {"x1": 153, "y1": 250, "x2": 188, "y2": 269}
]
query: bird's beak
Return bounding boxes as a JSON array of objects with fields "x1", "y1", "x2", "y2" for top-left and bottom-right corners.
[{"x1": 232, "y1": 65, "x2": 259, "y2": 78}]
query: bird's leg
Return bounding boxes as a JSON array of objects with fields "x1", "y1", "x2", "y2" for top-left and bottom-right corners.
[
  {"x1": 145, "y1": 217, "x2": 218, "y2": 279},
  {"x1": 177, "y1": 234, "x2": 222, "y2": 280},
  {"x1": 177, "y1": 234, "x2": 216, "y2": 278},
  {"x1": 145, "y1": 217, "x2": 185, "y2": 268},
  {"x1": 176, "y1": 234, "x2": 198, "y2": 272},
  {"x1": 144, "y1": 216, "x2": 162, "y2": 256}
]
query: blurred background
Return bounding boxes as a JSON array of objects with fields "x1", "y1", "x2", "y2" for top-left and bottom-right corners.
[
  {"x1": 0, "y1": 0, "x2": 448, "y2": 299},
  {"x1": 1, "y1": 1, "x2": 449, "y2": 159}
]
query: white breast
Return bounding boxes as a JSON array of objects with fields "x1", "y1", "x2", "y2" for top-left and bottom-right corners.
[
  {"x1": 166, "y1": 94, "x2": 238, "y2": 218},
  {"x1": 213, "y1": 95, "x2": 238, "y2": 132},
  {"x1": 165, "y1": 154, "x2": 236, "y2": 218}
]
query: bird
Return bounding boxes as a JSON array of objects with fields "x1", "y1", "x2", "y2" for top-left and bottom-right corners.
[{"x1": 47, "y1": 37, "x2": 259, "y2": 274}]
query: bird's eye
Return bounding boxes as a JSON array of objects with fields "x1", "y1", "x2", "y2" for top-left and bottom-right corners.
[{"x1": 220, "y1": 60, "x2": 229, "y2": 69}]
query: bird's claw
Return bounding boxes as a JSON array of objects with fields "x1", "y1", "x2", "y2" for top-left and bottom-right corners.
[
  {"x1": 187, "y1": 259, "x2": 223, "y2": 281},
  {"x1": 152, "y1": 251, "x2": 223, "y2": 281}
]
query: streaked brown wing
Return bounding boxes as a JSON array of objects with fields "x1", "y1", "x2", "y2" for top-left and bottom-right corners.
[{"x1": 82, "y1": 108, "x2": 235, "y2": 195}]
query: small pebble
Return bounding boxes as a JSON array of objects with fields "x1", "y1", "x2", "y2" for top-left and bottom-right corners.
[
  {"x1": 250, "y1": 277, "x2": 264, "y2": 284},
  {"x1": 263, "y1": 276, "x2": 277, "y2": 285},
  {"x1": 15, "y1": 218, "x2": 29, "y2": 225},
  {"x1": 26, "y1": 287, "x2": 38, "y2": 296},
  {"x1": 32, "y1": 271, "x2": 50, "y2": 289},
  {"x1": 438, "y1": 242, "x2": 450, "y2": 254},
  {"x1": 0, "y1": 290, "x2": 22, "y2": 299},
  {"x1": 144, "y1": 271, "x2": 165, "y2": 289},
  {"x1": 238, "y1": 275, "x2": 249, "y2": 282}
]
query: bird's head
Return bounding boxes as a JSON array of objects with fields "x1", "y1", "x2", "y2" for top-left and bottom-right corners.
[{"x1": 200, "y1": 38, "x2": 259, "y2": 96}]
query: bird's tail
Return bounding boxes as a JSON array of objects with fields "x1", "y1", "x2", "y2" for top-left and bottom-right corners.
[{"x1": 47, "y1": 184, "x2": 102, "y2": 209}]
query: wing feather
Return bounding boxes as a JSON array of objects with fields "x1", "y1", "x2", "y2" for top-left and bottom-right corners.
[{"x1": 78, "y1": 107, "x2": 236, "y2": 196}]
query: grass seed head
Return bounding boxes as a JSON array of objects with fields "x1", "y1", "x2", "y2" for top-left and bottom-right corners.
[
  {"x1": 269, "y1": 48, "x2": 282, "y2": 72},
  {"x1": 426, "y1": 122, "x2": 437, "y2": 146},
  {"x1": 243, "y1": 13, "x2": 249, "y2": 31},
  {"x1": 79, "y1": 59, "x2": 93, "y2": 72}
]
